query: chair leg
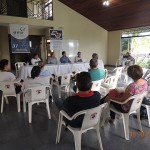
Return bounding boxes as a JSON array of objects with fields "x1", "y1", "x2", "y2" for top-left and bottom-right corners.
[
  {"x1": 17, "y1": 94, "x2": 20, "y2": 112},
  {"x1": 23, "y1": 96, "x2": 26, "y2": 112},
  {"x1": 5, "y1": 97, "x2": 9, "y2": 104},
  {"x1": 1, "y1": 95, "x2": 4, "y2": 113},
  {"x1": 56, "y1": 114, "x2": 62, "y2": 144},
  {"x1": 73, "y1": 131, "x2": 81, "y2": 150},
  {"x1": 122, "y1": 114, "x2": 129, "y2": 140},
  {"x1": 50, "y1": 89, "x2": 53, "y2": 102},
  {"x1": 96, "y1": 125, "x2": 103, "y2": 150},
  {"x1": 28, "y1": 103, "x2": 32, "y2": 123},
  {"x1": 58, "y1": 86, "x2": 61, "y2": 98},
  {"x1": 46, "y1": 99, "x2": 51, "y2": 119},
  {"x1": 56, "y1": 114, "x2": 63, "y2": 144},
  {"x1": 136, "y1": 109, "x2": 143, "y2": 132},
  {"x1": 146, "y1": 105, "x2": 150, "y2": 127}
]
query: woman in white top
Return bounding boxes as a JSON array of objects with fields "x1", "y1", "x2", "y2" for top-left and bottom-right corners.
[
  {"x1": 0, "y1": 59, "x2": 16, "y2": 82},
  {"x1": 23, "y1": 66, "x2": 49, "y2": 89},
  {"x1": 31, "y1": 53, "x2": 41, "y2": 65}
]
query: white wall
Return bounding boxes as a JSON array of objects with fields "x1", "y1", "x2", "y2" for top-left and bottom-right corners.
[
  {"x1": 0, "y1": 0, "x2": 108, "y2": 64},
  {"x1": 107, "y1": 30, "x2": 122, "y2": 65}
]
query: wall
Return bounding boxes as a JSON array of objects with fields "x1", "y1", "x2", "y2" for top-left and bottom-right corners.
[
  {"x1": 0, "y1": 26, "x2": 10, "y2": 61},
  {"x1": 0, "y1": 0, "x2": 108, "y2": 64},
  {"x1": 107, "y1": 30, "x2": 122, "y2": 65}
]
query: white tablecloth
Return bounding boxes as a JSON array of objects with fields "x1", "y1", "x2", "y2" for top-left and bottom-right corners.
[{"x1": 20, "y1": 63, "x2": 89, "y2": 80}]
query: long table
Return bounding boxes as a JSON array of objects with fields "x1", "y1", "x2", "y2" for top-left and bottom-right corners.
[{"x1": 20, "y1": 63, "x2": 89, "y2": 80}]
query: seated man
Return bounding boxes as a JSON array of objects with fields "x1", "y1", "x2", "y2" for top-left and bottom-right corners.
[
  {"x1": 75, "y1": 52, "x2": 83, "y2": 63},
  {"x1": 56, "y1": 72, "x2": 101, "y2": 128},
  {"x1": 92, "y1": 53, "x2": 104, "y2": 69},
  {"x1": 31, "y1": 53, "x2": 41, "y2": 65},
  {"x1": 60, "y1": 51, "x2": 71, "y2": 63},
  {"x1": 88, "y1": 59, "x2": 105, "y2": 81}
]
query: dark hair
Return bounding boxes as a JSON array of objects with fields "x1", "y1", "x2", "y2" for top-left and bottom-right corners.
[
  {"x1": 0, "y1": 59, "x2": 9, "y2": 70},
  {"x1": 92, "y1": 53, "x2": 98, "y2": 59},
  {"x1": 33, "y1": 53, "x2": 38, "y2": 58},
  {"x1": 31, "y1": 66, "x2": 41, "y2": 79},
  {"x1": 78, "y1": 52, "x2": 81, "y2": 54},
  {"x1": 76, "y1": 72, "x2": 92, "y2": 91},
  {"x1": 62, "y1": 51, "x2": 66, "y2": 55},
  {"x1": 90, "y1": 59, "x2": 98, "y2": 68},
  {"x1": 127, "y1": 65, "x2": 143, "y2": 81}
]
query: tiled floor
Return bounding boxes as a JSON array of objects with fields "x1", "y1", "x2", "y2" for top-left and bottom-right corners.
[{"x1": 0, "y1": 70, "x2": 150, "y2": 150}]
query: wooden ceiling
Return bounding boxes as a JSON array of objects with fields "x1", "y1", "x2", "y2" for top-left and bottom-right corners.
[{"x1": 59, "y1": 0, "x2": 150, "y2": 31}]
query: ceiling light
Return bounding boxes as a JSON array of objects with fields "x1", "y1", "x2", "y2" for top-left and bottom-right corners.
[{"x1": 103, "y1": 0, "x2": 109, "y2": 6}]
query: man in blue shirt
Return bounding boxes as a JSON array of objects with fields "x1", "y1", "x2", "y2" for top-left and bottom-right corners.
[{"x1": 60, "y1": 51, "x2": 71, "y2": 63}]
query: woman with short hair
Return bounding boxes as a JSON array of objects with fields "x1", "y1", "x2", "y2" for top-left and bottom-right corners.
[{"x1": 104, "y1": 65, "x2": 148, "y2": 123}]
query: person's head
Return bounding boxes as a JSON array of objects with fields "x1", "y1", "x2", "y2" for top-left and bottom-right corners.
[
  {"x1": 76, "y1": 72, "x2": 92, "y2": 92},
  {"x1": 92, "y1": 53, "x2": 98, "y2": 59},
  {"x1": 62, "y1": 51, "x2": 66, "y2": 57},
  {"x1": 127, "y1": 65, "x2": 143, "y2": 81},
  {"x1": 31, "y1": 66, "x2": 41, "y2": 79},
  {"x1": 90, "y1": 59, "x2": 98, "y2": 69},
  {"x1": 38, "y1": 61, "x2": 45, "y2": 69},
  {"x1": 0, "y1": 59, "x2": 10, "y2": 71},
  {"x1": 77, "y1": 52, "x2": 81, "y2": 57},
  {"x1": 33, "y1": 53, "x2": 39, "y2": 59},
  {"x1": 51, "y1": 52, "x2": 55, "y2": 58},
  {"x1": 126, "y1": 52, "x2": 130, "y2": 56}
]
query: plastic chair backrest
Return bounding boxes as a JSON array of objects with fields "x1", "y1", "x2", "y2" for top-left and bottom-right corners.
[
  {"x1": 15, "y1": 62, "x2": 26, "y2": 71},
  {"x1": 81, "y1": 103, "x2": 107, "y2": 130},
  {"x1": 114, "y1": 67, "x2": 123, "y2": 76},
  {"x1": 105, "y1": 76, "x2": 118, "y2": 89},
  {"x1": 30, "y1": 86, "x2": 47, "y2": 102},
  {"x1": 60, "y1": 74, "x2": 71, "y2": 86},
  {"x1": 91, "y1": 80, "x2": 103, "y2": 92},
  {"x1": 129, "y1": 92, "x2": 147, "y2": 113},
  {"x1": 103, "y1": 69, "x2": 108, "y2": 79},
  {"x1": 1, "y1": 82, "x2": 16, "y2": 95}
]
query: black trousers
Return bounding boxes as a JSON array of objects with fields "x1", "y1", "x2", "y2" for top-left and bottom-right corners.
[{"x1": 101, "y1": 95, "x2": 127, "y2": 119}]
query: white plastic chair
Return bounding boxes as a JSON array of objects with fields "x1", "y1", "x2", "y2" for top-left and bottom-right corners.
[
  {"x1": 15, "y1": 62, "x2": 26, "y2": 76},
  {"x1": 142, "y1": 104, "x2": 150, "y2": 127},
  {"x1": 23, "y1": 86, "x2": 51, "y2": 123},
  {"x1": 91, "y1": 80, "x2": 103, "y2": 92},
  {"x1": 109, "y1": 67, "x2": 123, "y2": 77},
  {"x1": 103, "y1": 69, "x2": 108, "y2": 79},
  {"x1": 110, "y1": 92, "x2": 146, "y2": 140},
  {"x1": 53, "y1": 74, "x2": 72, "y2": 98},
  {"x1": 42, "y1": 76, "x2": 54, "y2": 102},
  {"x1": 56, "y1": 103, "x2": 107, "y2": 150},
  {"x1": 1, "y1": 82, "x2": 21, "y2": 113},
  {"x1": 100, "y1": 76, "x2": 119, "y2": 96}
]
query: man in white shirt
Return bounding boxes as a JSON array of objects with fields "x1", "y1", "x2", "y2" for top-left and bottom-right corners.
[
  {"x1": 92, "y1": 53, "x2": 104, "y2": 69},
  {"x1": 75, "y1": 52, "x2": 83, "y2": 63},
  {"x1": 31, "y1": 53, "x2": 41, "y2": 65}
]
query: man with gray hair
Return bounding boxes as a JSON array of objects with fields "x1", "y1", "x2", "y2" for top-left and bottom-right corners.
[{"x1": 92, "y1": 53, "x2": 104, "y2": 69}]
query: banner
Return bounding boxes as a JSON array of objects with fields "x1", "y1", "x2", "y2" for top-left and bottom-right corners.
[
  {"x1": 49, "y1": 29, "x2": 62, "y2": 50},
  {"x1": 10, "y1": 24, "x2": 30, "y2": 53}
]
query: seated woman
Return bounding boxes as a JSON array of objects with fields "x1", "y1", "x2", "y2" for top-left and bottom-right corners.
[
  {"x1": 0, "y1": 59, "x2": 22, "y2": 94},
  {"x1": 0, "y1": 59, "x2": 16, "y2": 82},
  {"x1": 48, "y1": 52, "x2": 57, "y2": 64},
  {"x1": 55, "y1": 72, "x2": 101, "y2": 128},
  {"x1": 23, "y1": 66, "x2": 49, "y2": 89},
  {"x1": 38, "y1": 62, "x2": 52, "y2": 77},
  {"x1": 103, "y1": 65, "x2": 148, "y2": 123},
  {"x1": 88, "y1": 58, "x2": 105, "y2": 81}
]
